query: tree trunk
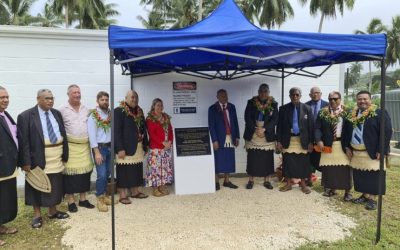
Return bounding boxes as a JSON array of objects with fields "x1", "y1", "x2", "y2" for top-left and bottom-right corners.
[
  {"x1": 65, "y1": 4, "x2": 69, "y2": 28},
  {"x1": 198, "y1": 0, "x2": 203, "y2": 21},
  {"x1": 318, "y1": 13, "x2": 324, "y2": 33}
]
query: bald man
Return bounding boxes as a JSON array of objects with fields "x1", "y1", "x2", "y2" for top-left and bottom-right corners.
[{"x1": 305, "y1": 87, "x2": 328, "y2": 186}]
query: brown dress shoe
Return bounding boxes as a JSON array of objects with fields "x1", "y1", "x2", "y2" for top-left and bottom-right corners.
[
  {"x1": 279, "y1": 184, "x2": 292, "y2": 192},
  {"x1": 153, "y1": 188, "x2": 166, "y2": 197},
  {"x1": 301, "y1": 186, "x2": 311, "y2": 194}
]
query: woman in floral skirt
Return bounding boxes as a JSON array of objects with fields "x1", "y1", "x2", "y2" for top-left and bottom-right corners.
[{"x1": 146, "y1": 98, "x2": 174, "y2": 197}]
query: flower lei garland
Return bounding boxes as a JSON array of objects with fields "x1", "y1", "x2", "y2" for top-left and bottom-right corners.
[
  {"x1": 147, "y1": 111, "x2": 171, "y2": 130},
  {"x1": 119, "y1": 101, "x2": 144, "y2": 127},
  {"x1": 318, "y1": 105, "x2": 348, "y2": 125},
  {"x1": 347, "y1": 104, "x2": 378, "y2": 128},
  {"x1": 253, "y1": 96, "x2": 274, "y2": 115},
  {"x1": 91, "y1": 109, "x2": 111, "y2": 132}
]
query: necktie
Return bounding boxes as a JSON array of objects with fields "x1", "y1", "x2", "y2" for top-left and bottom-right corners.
[
  {"x1": 353, "y1": 111, "x2": 363, "y2": 144},
  {"x1": 45, "y1": 111, "x2": 58, "y2": 144},
  {"x1": 222, "y1": 104, "x2": 231, "y2": 135},
  {"x1": 313, "y1": 102, "x2": 318, "y2": 121},
  {"x1": 292, "y1": 106, "x2": 300, "y2": 134}
]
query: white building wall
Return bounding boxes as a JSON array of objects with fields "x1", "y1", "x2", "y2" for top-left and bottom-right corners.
[{"x1": 0, "y1": 26, "x2": 343, "y2": 184}]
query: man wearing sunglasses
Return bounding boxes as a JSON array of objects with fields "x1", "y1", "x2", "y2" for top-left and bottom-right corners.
[
  {"x1": 305, "y1": 87, "x2": 328, "y2": 187},
  {"x1": 277, "y1": 87, "x2": 314, "y2": 194}
]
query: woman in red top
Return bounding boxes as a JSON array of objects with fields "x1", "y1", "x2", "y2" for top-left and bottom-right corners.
[{"x1": 145, "y1": 98, "x2": 174, "y2": 197}]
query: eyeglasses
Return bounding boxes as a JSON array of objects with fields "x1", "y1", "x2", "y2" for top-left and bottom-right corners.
[
  {"x1": 44, "y1": 97, "x2": 55, "y2": 101},
  {"x1": 328, "y1": 98, "x2": 339, "y2": 101}
]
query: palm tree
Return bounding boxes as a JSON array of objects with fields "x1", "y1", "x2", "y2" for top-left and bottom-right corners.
[
  {"x1": 0, "y1": 0, "x2": 37, "y2": 25},
  {"x1": 137, "y1": 9, "x2": 167, "y2": 29},
  {"x1": 354, "y1": 18, "x2": 386, "y2": 91},
  {"x1": 75, "y1": 0, "x2": 105, "y2": 29},
  {"x1": 50, "y1": 0, "x2": 77, "y2": 28},
  {"x1": 78, "y1": 2, "x2": 118, "y2": 29},
  {"x1": 255, "y1": 0, "x2": 294, "y2": 29},
  {"x1": 385, "y1": 15, "x2": 400, "y2": 69},
  {"x1": 298, "y1": 0, "x2": 355, "y2": 33},
  {"x1": 31, "y1": 2, "x2": 63, "y2": 27}
]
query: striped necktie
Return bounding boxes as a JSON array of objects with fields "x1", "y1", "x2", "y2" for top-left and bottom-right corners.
[{"x1": 45, "y1": 111, "x2": 58, "y2": 144}]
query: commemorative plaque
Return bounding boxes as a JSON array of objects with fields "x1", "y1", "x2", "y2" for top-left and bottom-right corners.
[{"x1": 175, "y1": 127, "x2": 211, "y2": 157}]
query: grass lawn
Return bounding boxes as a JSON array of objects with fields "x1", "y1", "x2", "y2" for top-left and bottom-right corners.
[
  {"x1": 0, "y1": 201, "x2": 69, "y2": 249},
  {"x1": 298, "y1": 165, "x2": 400, "y2": 250}
]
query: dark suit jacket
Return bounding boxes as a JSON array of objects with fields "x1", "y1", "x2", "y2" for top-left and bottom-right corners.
[
  {"x1": 0, "y1": 111, "x2": 19, "y2": 177},
  {"x1": 243, "y1": 99, "x2": 278, "y2": 142},
  {"x1": 277, "y1": 102, "x2": 313, "y2": 149},
  {"x1": 343, "y1": 109, "x2": 392, "y2": 159},
  {"x1": 314, "y1": 109, "x2": 346, "y2": 150},
  {"x1": 17, "y1": 106, "x2": 68, "y2": 170},
  {"x1": 114, "y1": 106, "x2": 148, "y2": 155},
  {"x1": 305, "y1": 99, "x2": 328, "y2": 115},
  {"x1": 208, "y1": 102, "x2": 240, "y2": 145}
]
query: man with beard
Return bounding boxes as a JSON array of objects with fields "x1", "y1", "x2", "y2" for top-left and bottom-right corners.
[
  {"x1": 0, "y1": 86, "x2": 19, "y2": 245},
  {"x1": 277, "y1": 87, "x2": 314, "y2": 194},
  {"x1": 87, "y1": 91, "x2": 115, "y2": 212},
  {"x1": 115, "y1": 90, "x2": 148, "y2": 204},
  {"x1": 59, "y1": 84, "x2": 94, "y2": 213},
  {"x1": 18, "y1": 89, "x2": 69, "y2": 228}
]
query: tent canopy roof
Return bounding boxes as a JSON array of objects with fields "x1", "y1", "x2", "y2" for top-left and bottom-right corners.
[{"x1": 108, "y1": 0, "x2": 386, "y2": 79}]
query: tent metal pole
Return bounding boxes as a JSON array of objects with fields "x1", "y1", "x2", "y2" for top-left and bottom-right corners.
[
  {"x1": 130, "y1": 75, "x2": 134, "y2": 90},
  {"x1": 116, "y1": 49, "x2": 188, "y2": 64},
  {"x1": 375, "y1": 58, "x2": 386, "y2": 244},
  {"x1": 281, "y1": 67, "x2": 284, "y2": 106},
  {"x1": 109, "y1": 49, "x2": 116, "y2": 250}
]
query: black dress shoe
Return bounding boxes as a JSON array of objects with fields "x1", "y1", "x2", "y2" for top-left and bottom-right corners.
[
  {"x1": 365, "y1": 199, "x2": 377, "y2": 210},
  {"x1": 79, "y1": 200, "x2": 95, "y2": 209},
  {"x1": 322, "y1": 189, "x2": 332, "y2": 197},
  {"x1": 246, "y1": 181, "x2": 254, "y2": 189},
  {"x1": 223, "y1": 181, "x2": 238, "y2": 189},
  {"x1": 68, "y1": 203, "x2": 78, "y2": 213},
  {"x1": 216, "y1": 183, "x2": 220, "y2": 191},
  {"x1": 263, "y1": 181, "x2": 273, "y2": 190},
  {"x1": 352, "y1": 195, "x2": 368, "y2": 204},
  {"x1": 343, "y1": 193, "x2": 353, "y2": 202}
]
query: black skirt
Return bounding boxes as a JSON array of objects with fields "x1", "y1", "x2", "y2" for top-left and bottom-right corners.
[
  {"x1": 116, "y1": 163, "x2": 144, "y2": 188},
  {"x1": 322, "y1": 165, "x2": 352, "y2": 190},
  {"x1": 246, "y1": 149, "x2": 275, "y2": 177},
  {"x1": 63, "y1": 171, "x2": 92, "y2": 194},
  {"x1": 0, "y1": 178, "x2": 17, "y2": 224},
  {"x1": 282, "y1": 153, "x2": 311, "y2": 179},
  {"x1": 353, "y1": 169, "x2": 386, "y2": 195},
  {"x1": 26, "y1": 173, "x2": 63, "y2": 207}
]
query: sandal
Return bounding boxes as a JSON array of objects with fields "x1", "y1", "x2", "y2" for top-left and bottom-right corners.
[
  {"x1": 246, "y1": 181, "x2": 254, "y2": 189},
  {"x1": 31, "y1": 217, "x2": 43, "y2": 229},
  {"x1": 153, "y1": 189, "x2": 166, "y2": 197},
  {"x1": 48, "y1": 211, "x2": 69, "y2": 220},
  {"x1": 119, "y1": 197, "x2": 132, "y2": 204},
  {"x1": 131, "y1": 192, "x2": 149, "y2": 199},
  {"x1": 0, "y1": 225, "x2": 18, "y2": 235},
  {"x1": 0, "y1": 239, "x2": 5, "y2": 246}
]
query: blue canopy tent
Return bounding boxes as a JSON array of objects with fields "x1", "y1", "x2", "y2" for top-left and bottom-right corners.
[{"x1": 107, "y1": 0, "x2": 388, "y2": 248}]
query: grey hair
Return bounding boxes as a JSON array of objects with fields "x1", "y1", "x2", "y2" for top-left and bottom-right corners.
[
  {"x1": 67, "y1": 84, "x2": 80, "y2": 94},
  {"x1": 37, "y1": 89, "x2": 52, "y2": 97},
  {"x1": 125, "y1": 90, "x2": 138, "y2": 99},
  {"x1": 289, "y1": 87, "x2": 302, "y2": 95},
  {"x1": 0, "y1": 86, "x2": 6, "y2": 91},
  {"x1": 328, "y1": 91, "x2": 342, "y2": 99}
]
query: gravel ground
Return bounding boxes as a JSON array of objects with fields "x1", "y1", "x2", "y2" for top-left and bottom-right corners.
[{"x1": 61, "y1": 177, "x2": 356, "y2": 250}]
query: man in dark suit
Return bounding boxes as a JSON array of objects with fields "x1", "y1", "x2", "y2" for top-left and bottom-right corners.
[
  {"x1": 343, "y1": 90, "x2": 392, "y2": 210},
  {"x1": 208, "y1": 89, "x2": 240, "y2": 190},
  {"x1": 277, "y1": 87, "x2": 314, "y2": 194},
  {"x1": 0, "y1": 86, "x2": 19, "y2": 245},
  {"x1": 18, "y1": 89, "x2": 69, "y2": 229},
  {"x1": 305, "y1": 87, "x2": 328, "y2": 186}
]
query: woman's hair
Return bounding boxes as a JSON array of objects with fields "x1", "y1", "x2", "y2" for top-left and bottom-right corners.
[{"x1": 150, "y1": 98, "x2": 163, "y2": 112}]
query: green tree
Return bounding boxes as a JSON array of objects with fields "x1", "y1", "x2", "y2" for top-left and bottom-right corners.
[
  {"x1": 31, "y1": 2, "x2": 63, "y2": 27},
  {"x1": 385, "y1": 15, "x2": 400, "y2": 69},
  {"x1": 298, "y1": 0, "x2": 355, "y2": 33},
  {"x1": 49, "y1": 0, "x2": 77, "y2": 28},
  {"x1": 252, "y1": 0, "x2": 294, "y2": 29},
  {"x1": 354, "y1": 18, "x2": 386, "y2": 91},
  {"x1": 0, "y1": 0, "x2": 36, "y2": 25}
]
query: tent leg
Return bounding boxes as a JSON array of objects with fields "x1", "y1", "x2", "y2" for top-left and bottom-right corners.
[
  {"x1": 130, "y1": 75, "x2": 134, "y2": 90},
  {"x1": 281, "y1": 67, "x2": 284, "y2": 106},
  {"x1": 109, "y1": 49, "x2": 116, "y2": 250},
  {"x1": 375, "y1": 59, "x2": 386, "y2": 244}
]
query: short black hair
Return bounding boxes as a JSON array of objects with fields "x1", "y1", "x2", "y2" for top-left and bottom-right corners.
[
  {"x1": 217, "y1": 89, "x2": 227, "y2": 95},
  {"x1": 356, "y1": 90, "x2": 371, "y2": 98}
]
